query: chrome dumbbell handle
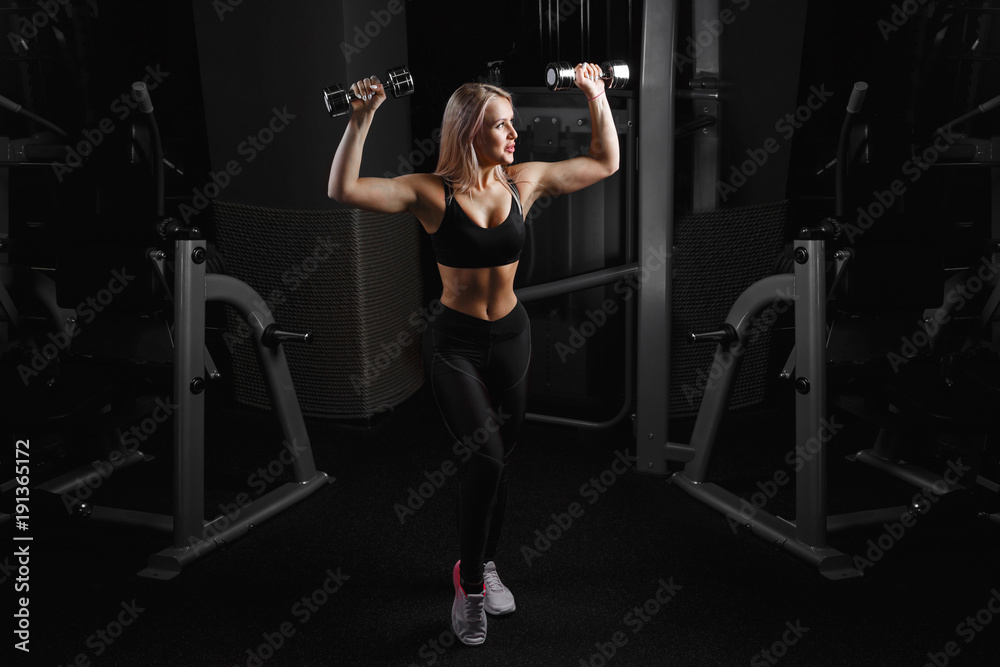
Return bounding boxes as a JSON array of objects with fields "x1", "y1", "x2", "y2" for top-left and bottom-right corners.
[
  {"x1": 323, "y1": 66, "x2": 414, "y2": 118},
  {"x1": 545, "y1": 60, "x2": 630, "y2": 91}
]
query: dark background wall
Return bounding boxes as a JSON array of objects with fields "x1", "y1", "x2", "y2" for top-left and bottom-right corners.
[{"x1": 191, "y1": 0, "x2": 410, "y2": 211}]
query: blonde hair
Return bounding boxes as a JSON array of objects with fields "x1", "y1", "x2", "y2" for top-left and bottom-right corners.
[{"x1": 434, "y1": 82, "x2": 519, "y2": 200}]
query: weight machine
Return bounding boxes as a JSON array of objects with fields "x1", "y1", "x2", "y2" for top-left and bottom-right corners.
[
  {"x1": 668, "y1": 83, "x2": 1000, "y2": 577},
  {"x1": 1, "y1": 80, "x2": 328, "y2": 578},
  {"x1": 641, "y1": 0, "x2": 1000, "y2": 577}
]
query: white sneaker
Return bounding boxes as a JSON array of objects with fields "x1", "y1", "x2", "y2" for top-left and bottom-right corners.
[
  {"x1": 451, "y1": 561, "x2": 486, "y2": 645},
  {"x1": 483, "y1": 561, "x2": 516, "y2": 615}
]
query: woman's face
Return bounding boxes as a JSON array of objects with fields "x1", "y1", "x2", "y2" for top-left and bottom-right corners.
[{"x1": 475, "y1": 97, "x2": 517, "y2": 167}]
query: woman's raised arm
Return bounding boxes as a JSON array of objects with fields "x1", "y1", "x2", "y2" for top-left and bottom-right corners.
[
  {"x1": 327, "y1": 76, "x2": 422, "y2": 213},
  {"x1": 510, "y1": 62, "x2": 619, "y2": 207}
]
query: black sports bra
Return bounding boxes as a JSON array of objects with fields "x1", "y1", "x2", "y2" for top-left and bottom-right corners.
[{"x1": 430, "y1": 179, "x2": 525, "y2": 269}]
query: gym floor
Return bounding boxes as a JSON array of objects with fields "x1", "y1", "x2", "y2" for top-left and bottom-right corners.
[{"x1": 9, "y1": 361, "x2": 1000, "y2": 667}]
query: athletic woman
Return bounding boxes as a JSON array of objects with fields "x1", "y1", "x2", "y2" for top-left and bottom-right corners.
[{"x1": 327, "y1": 62, "x2": 619, "y2": 646}]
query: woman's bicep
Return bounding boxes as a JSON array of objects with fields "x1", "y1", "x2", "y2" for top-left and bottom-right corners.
[{"x1": 514, "y1": 156, "x2": 616, "y2": 201}]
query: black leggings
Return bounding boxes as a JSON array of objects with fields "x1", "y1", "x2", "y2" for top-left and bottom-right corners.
[{"x1": 423, "y1": 301, "x2": 530, "y2": 586}]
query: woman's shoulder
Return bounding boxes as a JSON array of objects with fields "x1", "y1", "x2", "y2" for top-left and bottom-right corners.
[
  {"x1": 506, "y1": 164, "x2": 542, "y2": 202},
  {"x1": 396, "y1": 173, "x2": 448, "y2": 233},
  {"x1": 394, "y1": 172, "x2": 448, "y2": 201},
  {"x1": 506, "y1": 162, "x2": 544, "y2": 186},
  {"x1": 399, "y1": 172, "x2": 446, "y2": 188}
]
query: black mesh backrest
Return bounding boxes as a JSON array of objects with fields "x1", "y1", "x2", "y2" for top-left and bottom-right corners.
[
  {"x1": 671, "y1": 200, "x2": 789, "y2": 417},
  {"x1": 210, "y1": 200, "x2": 425, "y2": 420}
]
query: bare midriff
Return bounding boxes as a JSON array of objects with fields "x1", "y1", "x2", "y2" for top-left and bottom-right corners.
[{"x1": 437, "y1": 261, "x2": 519, "y2": 321}]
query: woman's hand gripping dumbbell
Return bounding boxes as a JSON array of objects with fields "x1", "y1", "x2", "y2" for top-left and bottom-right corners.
[
  {"x1": 323, "y1": 66, "x2": 414, "y2": 118},
  {"x1": 545, "y1": 60, "x2": 630, "y2": 93}
]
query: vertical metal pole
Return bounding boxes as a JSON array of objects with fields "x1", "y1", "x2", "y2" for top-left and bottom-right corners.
[
  {"x1": 635, "y1": 0, "x2": 677, "y2": 475},
  {"x1": 538, "y1": 1, "x2": 545, "y2": 62},
  {"x1": 172, "y1": 239, "x2": 206, "y2": 548},
  {"x1": 794, "y1": 239, "x2": 827, "y2": 547},
  {"x1": 691, "y1": 0, "x2": 720, "y2": 211},
  {"x1": 553, "y1": 0, "x2": 560, "y2": 56},
  {"x1": 992, "y1": 166, "x2": 1000, "y2": 347}
]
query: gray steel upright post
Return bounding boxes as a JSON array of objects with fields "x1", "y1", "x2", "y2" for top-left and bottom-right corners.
[
  {"x1": 140, "y1": 245, "x2": 329, "y2": 579},
  {"x1": 173, "y1": 238, "x2": 207, "y2": 549},
  {"x1": 635, "y1": 0, "x2": 678, "y2": 475},
  {"x1": 690, "y1": 0, "x2": 720, "y2": 211},
  {"x1": 794, "y1": 240, "x2": 827, "y2": 547}
]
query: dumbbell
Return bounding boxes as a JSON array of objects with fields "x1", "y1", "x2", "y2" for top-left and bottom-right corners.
[
  {"x1": 545, "y1": 60, "x2": 630, "y2": 91},
  {"x1": 323, "y1": 66, "x2": 414, "y2": 117}
]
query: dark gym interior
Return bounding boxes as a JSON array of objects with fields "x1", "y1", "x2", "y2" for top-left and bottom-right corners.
[{"x1": 3, "y1": 1, "x2": 1000, "y2": 665}]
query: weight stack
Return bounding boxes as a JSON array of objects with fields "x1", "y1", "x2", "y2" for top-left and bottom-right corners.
[
  {"x1": 670, "y1": 200, "x2": 789, "y2": 417},
  {"x1": 211, "y1": 200, "x2": 424, "y2": 420}
]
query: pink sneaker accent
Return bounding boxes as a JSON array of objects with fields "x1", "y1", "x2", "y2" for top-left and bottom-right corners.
[{"x1": 451, "y1": 561, "x2": 486, "y2": 645}]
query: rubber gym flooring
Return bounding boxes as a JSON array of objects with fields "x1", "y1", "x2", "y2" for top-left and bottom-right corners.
[{"x1": 6, "y1": 363, "x2": 1000, "y2": 667}]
